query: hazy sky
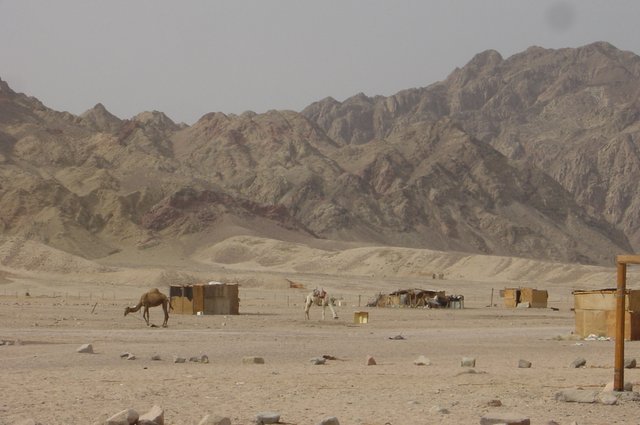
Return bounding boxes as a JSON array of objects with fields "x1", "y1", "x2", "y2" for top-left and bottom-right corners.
[{"x1": 1, "y1": 0, "x2": 639, "y2": 124}]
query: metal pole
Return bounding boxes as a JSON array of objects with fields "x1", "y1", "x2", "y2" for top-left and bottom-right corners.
[{"x1": 614, "y1": 260, "x2": 626, "y2": 391}]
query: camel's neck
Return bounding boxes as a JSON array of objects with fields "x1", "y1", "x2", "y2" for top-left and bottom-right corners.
[{"x1": 128, "y1": 302, "x2": 143, "y2": 312}]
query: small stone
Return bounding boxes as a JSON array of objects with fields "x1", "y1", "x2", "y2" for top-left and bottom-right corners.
[
  {"x1": 189, "y1": 356, "x2": 201, "y2": 362},
  {"x1": 151, "y1": 354, "x2": 162, "y2": 361},
  {"x1": 518, "y1": 359, "x2": 532, "y2": 368},
  {"x1": 429, "y1": 405, "x2": 449, "y2": 414},
  {"x1": 120, "y1": 352, "x2": 130, "y2": 359},
  {"x1": 105, "y1": 408, "x2": 139, "y2": 425},
  {"x1": 486, "y1": 399, "x2": 502, "y2": 407},
  {"x1": 126, "y1": 353, "x2": 136, "y2": 360},
  {"x1": 242, "y1": 356, "x2": 265, "y2": 364},
  {"x1": 597, "y1": 393, "x2": 619, "y2": 405},
  {"x1": 480, "y1": 412, "x2": 530, "y2": 425},
  {"x1": 139, "y1": 405, "x2": 164, "y2": 425},
  {"x1": 555, "y1": 389, "x2": 599, "y2": 403},
  {"x1": 197, "y1": 415, "x2": 231, "y2": 425},
  {"x1": 570, "y1": 357, "x2": 586, "y2": 368},
  {"x1": 461, "y1": 357, "x2": 476, "y2": 367},
  {"x1": 602, "y1": 381, "x2": 633, "y2": 392},
  {"x1": 366, "y1": 355, "x2": 376, "y2": 365},
  {"x1": 414, "y1": 355, "x2": 431, "y2": 366},
  {"x1": 200, "y1": 354, "x2": 209, "y2": 363},
  {"x1": 173, "y1": 356, "x2": 186, "y2": 363},
  {"x1": 317, "y1": 417, "x2": 340, "y2": 425},
  {"x1": 624, "y1": 358, "x2": 636, "y2": 369},
  {"x1": 76, "y1": 344, "x2": 94, "y2": 354},
  {"x1": 255, "y1": 411, "x2": 280, "y2": 424},
  {"x1": 310, "y1": 357, "x2": 326, "y2": 365}
]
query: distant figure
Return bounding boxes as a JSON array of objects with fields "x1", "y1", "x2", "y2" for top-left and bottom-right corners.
[{"x1": 304, "y1": 288, "x2": 338, "y2": 320}]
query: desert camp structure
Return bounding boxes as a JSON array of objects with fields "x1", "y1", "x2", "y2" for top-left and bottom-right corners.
[
  {"x1": 169, "y1": 282, "x2": 239, "y2": 315},
  {"x1": 501, "y1": 287, "x2": 548, "y2": 308},
  {"x1": 573, "y1": 288, "x2": 640, "y2": 340},
  {"x1": 367, "y1": 288, "x2": 464, "y2": 309}
]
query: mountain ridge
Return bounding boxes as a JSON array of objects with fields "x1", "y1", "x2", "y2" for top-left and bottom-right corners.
[{"x1": 1, "y1": 42, "x2": 638, "y2": 266}]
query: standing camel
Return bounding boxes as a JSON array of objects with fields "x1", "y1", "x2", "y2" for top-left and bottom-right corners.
[
  {"x1": 304, "y1": 288, "x2": 338, "y2": 320},
  {"x1": 124, "y1": 288, "x2": 171, "y2": 327}
]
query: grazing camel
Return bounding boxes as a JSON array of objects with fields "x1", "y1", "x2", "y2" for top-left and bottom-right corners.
[
  {"x1": 304, "y1": 288, "x2": 338, "y2": 320},
  {"x1": 124, "y1": 288, "x2": 171, "y2": 327}
]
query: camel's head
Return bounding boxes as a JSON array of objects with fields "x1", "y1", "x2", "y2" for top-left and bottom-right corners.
[{"x1": 124, "y1": 306, "x2": 131, "y2": 316}]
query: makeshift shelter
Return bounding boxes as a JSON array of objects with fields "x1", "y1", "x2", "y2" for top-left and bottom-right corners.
[
  {"x1": 502, "y1": 287, "x2": 548, "y2": 308},
  {"x1": 367, "y1": 289, "x2": 450, "y2": 308},
  {"x1": 573, "y1": 289, "x2": 640, "y2": 340},
  {"x1": 170, "y1": 282, "x2": 239, "y2": 315}
]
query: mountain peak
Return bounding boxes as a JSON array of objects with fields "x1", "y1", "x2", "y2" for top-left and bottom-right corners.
[{"x1": 80, "y1": 103, "x2": 122, "y2": 133}]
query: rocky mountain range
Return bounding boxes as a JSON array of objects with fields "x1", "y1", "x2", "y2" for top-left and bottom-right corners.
[{"x1": 1, "y1": 41, "x2": 639, "y2": 266}]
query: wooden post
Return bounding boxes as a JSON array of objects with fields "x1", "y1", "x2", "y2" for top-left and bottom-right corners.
[{"x1": 614, "y1": 260, "x2": 627, "y2": 391}]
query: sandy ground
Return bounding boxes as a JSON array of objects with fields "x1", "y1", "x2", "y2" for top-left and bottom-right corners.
[{"x1": 1, "y1": 238, "x2": 639, "y2": 425}]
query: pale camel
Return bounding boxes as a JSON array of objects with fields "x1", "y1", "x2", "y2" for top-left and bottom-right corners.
[
  {"x1": 124, "y1": 288, "x2": 171, "y2": 327},
  {"x1": 304, "y1": 288, "x2": 338, "y2": 320}
]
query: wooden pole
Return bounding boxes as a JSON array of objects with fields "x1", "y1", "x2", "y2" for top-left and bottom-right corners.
[{"x1": 614, "y1": 260, "x2": 626, "y2": 391}]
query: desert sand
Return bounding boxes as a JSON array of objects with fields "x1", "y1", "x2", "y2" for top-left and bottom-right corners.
[{"x1": 1, "y1": 236, "x2": 639, "y2": 425}]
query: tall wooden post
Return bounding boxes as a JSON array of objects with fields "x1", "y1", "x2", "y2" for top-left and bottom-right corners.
[{"x1": 614, "y1": 260, "x2": 626, "y2": 391}]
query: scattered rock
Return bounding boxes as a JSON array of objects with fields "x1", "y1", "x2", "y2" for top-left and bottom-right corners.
[
  {"x1": 200, "y1": 354, "x2": 209, "y2": 364},
  {"x1": 597, "y1": 393, "x2": 618, "y2": 405},
  {"x1": 197, "y1": 415, "x2": 231, "y2": 425},
  {"x1": 554, "y1": 389, "x2": 599, "y2": 403},
  {"x1": 388, "y1": 335, "x2": 405, "y2": 340},
  {"x1": 139, "y1": 405, "x2": 164, "y2": 425},
  {"x1": 120, "y1": 352, "x2": 130, "y2": 359},
  {"x1": 77, "y1": 344, "x2": 94, "y2": 354},
  {"x1": 602, "y1": 381, "x2": 633, "y2": 392},
  {"x1": 570, "y1": 358, "x2": 586, "y2": 368},
  {"x1": 317, "y1": 417, "x2": 340, "y2": 425},
  {"x1": 173, "y1": 356, "x2": 186, "y2": 364},
  {"x1": 429, "y1": 405, "x2": 449, "y2": 414},
  {"x1": 414, "y1": 355, "x2": 431, "y2": 366},
  {"x1": 254, "y1": 411, "x2": 280, "y2": 424},
  {"x1": 310, "y1": 357, "x2": 326, "y2": 365},
  {"x1": 461, "y1": 357, "x2": 476, "y2": 367},
  {"x1": 624, "y1": 358, "x2": 636, "y2": 368},
  {"x1": 105, "y1": 408, "x2": 139, "y2": 425},
  {"x1": 480, "y1": 412, "x2": 530, "y2": 424},
  {"x1": 366, "y1": 355, "x2": 376, "y2": 365},
  {"x1": 126, "y1": 353, "x2": 136, "y2": 360},
  {"x1": 242, "y1": 356, "x2": 265, "y2": 364},
  {"x1": 189, "y1": 356, "x2": 201, "y2": 363},
  {"x1": 486, "y1": 399, "x2": 502, "y2": 407},
  {"x1": 518, "y1": 359, "x2": 532, "y2": 368},
  {"x1": 151, "y1": 354, "x2": 162, "y2": 361}
]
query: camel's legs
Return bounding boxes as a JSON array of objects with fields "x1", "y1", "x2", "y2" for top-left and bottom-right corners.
[
  {"x1": 162, "y1": 302, "x2": 169, "y2": 327},
  {"x1": 143, "y1": 306, "x2": 150, "y2": 326},
  {"x1": 304, "y1": 297, "x2": 312, "y2": 320},
  {"x1": 328, "y1": 302, "x2": 338, "y2": 319}
]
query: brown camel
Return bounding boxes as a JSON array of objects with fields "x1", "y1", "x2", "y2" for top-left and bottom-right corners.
[{"x1": 124, "y1": 288, "x2": 171, "y2": 327}]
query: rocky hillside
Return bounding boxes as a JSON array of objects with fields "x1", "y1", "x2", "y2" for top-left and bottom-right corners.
[
  {"x1": 1, "y1": 42, "x2": 639, "y2": 266},
  {"x1": 302, "y1": 41, "x2": 640, "y2": 249}
]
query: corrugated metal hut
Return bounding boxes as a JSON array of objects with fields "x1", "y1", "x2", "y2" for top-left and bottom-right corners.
[
  {"x1": 170, "y1": 282, "x2": 239, "y2": 315},
  {"x1": 502, "y1": 287, "x2": 548, "y2": 308},
  {"x1": 573, "y1": 288, "x2": 640, "y2": 340}
]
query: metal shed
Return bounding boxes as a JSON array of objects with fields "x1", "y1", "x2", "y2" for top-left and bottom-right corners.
[{"x1": 170, "y1": 282, "x2": 239, "y2": 315}]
